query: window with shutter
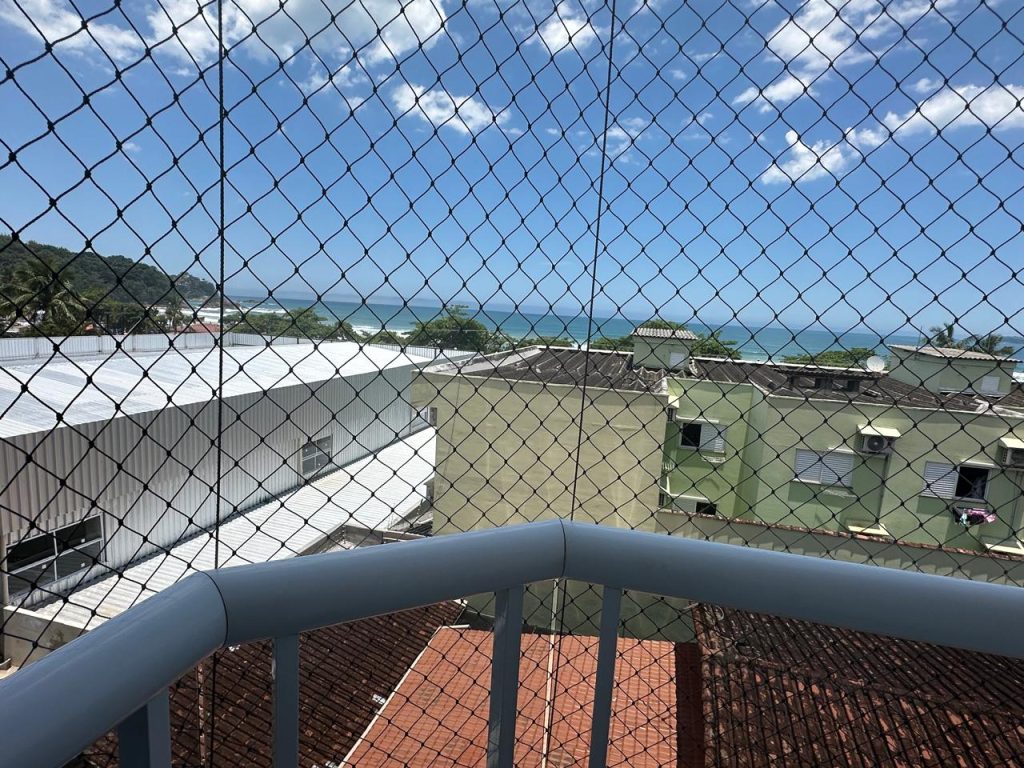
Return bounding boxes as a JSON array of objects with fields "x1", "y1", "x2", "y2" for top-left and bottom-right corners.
[
  {"x1": 822, "y1": 452, "x2": 854, "y2": 487},
  {"x1": 922, "y1": 462, "x2": 957, "y2": 498},
  {"x1": 794, "y1": 449, "x2": 853, "y2": 486},
  {"x1": 699, "y1": 423, "x2": 726, "y2": 453},
  {"x1": 794, "y1": 449, "x2": 821, "y2": 482}
]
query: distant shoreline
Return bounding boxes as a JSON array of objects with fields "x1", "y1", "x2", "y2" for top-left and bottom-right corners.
[{"x1": 192, "y1": 295, "x2": 1024, "y2": 365}]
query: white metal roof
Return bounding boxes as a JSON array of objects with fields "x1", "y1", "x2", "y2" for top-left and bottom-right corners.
[
  {"x1": 25, "y1": 428, "x2": 435, "y2": 630},
  {"x1": 890, "y1": 344, "x2": 1021, "y2": 364},
  {"x1": 0, "y1": 341, "x2": 431, "y2": 438}
]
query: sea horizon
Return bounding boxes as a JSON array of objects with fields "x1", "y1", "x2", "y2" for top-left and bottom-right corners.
[{"x1": 219, "y1": 295, "x2": 1024, "y2": 364}]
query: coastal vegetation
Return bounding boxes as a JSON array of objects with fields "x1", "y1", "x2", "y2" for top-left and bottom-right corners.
[{"x1": 923, "y1": 321, "x2": 1015, "y2": 357}]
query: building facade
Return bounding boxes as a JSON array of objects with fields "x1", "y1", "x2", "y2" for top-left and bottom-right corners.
[
  {"x1": 414, "y1": 331, "x2": 1024, "y2": 578},
  {"x1": 0, "y1": 337, "x2": 431, "y2": 609}
]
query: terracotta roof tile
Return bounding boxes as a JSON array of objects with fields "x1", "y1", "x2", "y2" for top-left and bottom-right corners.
[
  {"x1": 692, "y1": 605, "x2": 1024, "y2": 768},
  {"x1": 343, "y1": 627, "x2": 677, "y2": 767},
  {"x1": 79, "y1": 602, "x2": 462, "y2": 767}
]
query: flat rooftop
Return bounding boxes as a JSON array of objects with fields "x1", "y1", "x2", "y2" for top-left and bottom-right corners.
[
  {"x1": 433, "y1": 345, "x2": 1024, "y2": 413},
  {"x1": 0, "y1": 341, "x2": 432, "y2": 438},
  {"x1": 689, "y1": 357, "x2": 1024, "y2": 411},
  {"x1": 430, "y1": 347, "x2": 667, "y2": 392}
]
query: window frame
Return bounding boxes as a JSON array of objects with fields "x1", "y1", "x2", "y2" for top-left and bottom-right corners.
[
  {"x1": 921, "y1": 461, "x2": 991, "y2": 501},
  {"x1": 677, "y1": 420, "x2": 726, "y2": 454},
  {"x1": 300, "y1": 435, "x2": 334, "y2": 476},
  {"x1": 6, "y1": 516, "x2": 104, "y2": 593}
]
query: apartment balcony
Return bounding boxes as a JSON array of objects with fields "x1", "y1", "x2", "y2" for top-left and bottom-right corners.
[{"x1": 2, "y1": 520, "x2": 1022, "y2": 768}]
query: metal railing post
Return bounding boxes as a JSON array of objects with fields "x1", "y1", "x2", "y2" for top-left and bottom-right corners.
[
  {"x1": 273, "y1": 634, "x2": 300, "y2": 768},
  {"x1": 588, "y1": 587, "x2": 622, "y2": 768},
  {"x1": 487, "y1": 585, "x2": 524, "y2": 768},
  {"x1": 118, "y1": 689, "x2": 171, "y2": 768}
]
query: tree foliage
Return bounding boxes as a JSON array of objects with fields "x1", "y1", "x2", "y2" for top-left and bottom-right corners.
[
  {"x1": 923, "y1": 320, "x2": 1016, "y2": 357},
  {"x1": 224, "y1": 307, "x2": 358, "y2": 340},
  {"x1": 782, "y1": 347, "x2": 877, "y2": 367},
  {"x1": 406, "y1": 306, "x2": 504, "y2": 352},
  {"x1": 0, "y1": 234, "x2": 215, "y2": 305}
]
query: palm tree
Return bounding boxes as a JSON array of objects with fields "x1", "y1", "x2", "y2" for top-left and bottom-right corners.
[
  {"x1": 162, "y1": 294, "x2": 189, "y2": 332},
  {"x1": 965, "y1": 333, "x2": 1016, "y2": 357},
  {"x1": 925, "y1": 322, "x2": 958, "y2": 348},
  {"x1": 0, "y1": 259, "x2": 84, "y2": 332}
]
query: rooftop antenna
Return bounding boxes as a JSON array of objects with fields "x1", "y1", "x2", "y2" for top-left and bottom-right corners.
[{"x1": 865, "y1": 355, "x2": 886, "y2": 373}]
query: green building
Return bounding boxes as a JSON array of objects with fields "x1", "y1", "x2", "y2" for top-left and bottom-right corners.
[{"x1": 413, "y1": 329, "x2": 1024, "y2": 585}]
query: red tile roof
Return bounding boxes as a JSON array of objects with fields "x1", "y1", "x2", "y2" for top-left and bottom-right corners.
[
  {"x1": 342, "y1": 627, "x2": 677, "y2": 767},
  {"x1": 79, "y1": 602, "x2": 462, "y2": 767},
  {"x1": 691, "y1": 605, "x2": 1024, "y2": 768}
]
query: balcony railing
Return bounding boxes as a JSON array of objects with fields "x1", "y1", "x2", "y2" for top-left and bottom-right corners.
[{"x1": 2, "y1": 520, "x2": 1023, "y2": 768}]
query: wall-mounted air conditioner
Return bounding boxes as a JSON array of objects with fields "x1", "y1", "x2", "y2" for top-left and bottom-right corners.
[
  {"x1": 1002, "y1": 447, "x2": 1024, "y2": 470},
  {"x1": 860, "y1": 433, "x2": 895, "y2": 455}
]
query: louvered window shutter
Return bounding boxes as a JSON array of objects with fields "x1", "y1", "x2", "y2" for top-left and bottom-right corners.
[
  {"x1": 700, "y1": 423, "x2": 725, "y2": 453},
  {"x1": 794, "y1": 449, "x2": 820, "y2": 482},
  {"x1": 923, "y1": 462, "x2": 957, "y2": 498}
]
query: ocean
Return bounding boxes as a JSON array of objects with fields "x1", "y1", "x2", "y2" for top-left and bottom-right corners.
[{"x1": 227, "y1": 295, "x2": 1024, "y2": 363}]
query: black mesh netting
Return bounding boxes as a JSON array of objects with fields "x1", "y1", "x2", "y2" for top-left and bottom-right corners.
[{"x1": 1, "y1": 0, "x2": 1024, "y2": 765}]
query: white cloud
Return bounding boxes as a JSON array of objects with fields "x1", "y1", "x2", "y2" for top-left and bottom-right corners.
[
  {"x1": 123, "y1": 141, "x2": 142, "y2": 155},
  {"x1": 529, "y1": 3, "x2": 599, "y2": 55},
  {"x1": 144, "y1": 0, "x2": 445, "y2": 67},
  {"x1": 845, "y1": 124, "x2": 888, "y2": 149},
  {"x1": 297, "y1": 61, "x2": 365, "y2": 96},
  {"x1": 668, "y1": 67, "x2": 687, "y2": 82},
  {"x1": 749, "y1": 0, "x2": 958, "y2": 110},
  {"x1": 0, "y1": 0, "x2": 142, "y2": 62},
  {"x1": 761, "y1": 129, "x2": 853, "y2": 184},
  {"x1": 688, "y1": 49, "x2": 719, "y2": 63},
  {"x1": 883, "y1": 82, "x2": 1024, "y2": 137},
  {"x1": 598, "y1": 117, "x2": 649, "y2": 161},
  {"x1": 911, "y1": 76, "x2": 942, "y2": 95},
  {"x1": 733, "y1": 73, "x2": 808, "y2": 112},
  {"x1": 392, "y1": 83, "x2": 510, "y2": 134}
]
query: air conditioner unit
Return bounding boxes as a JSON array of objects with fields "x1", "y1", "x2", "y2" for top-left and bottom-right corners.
[
  {"x1": 861, "y1": 434, "x2": 894, "y2": 455},
  {"x1": 666, "y1": 406, "x2": 677, "y2": 422},
  {"x1": 1003, "y1": 447, "x2": 1024, "y2": 469}
]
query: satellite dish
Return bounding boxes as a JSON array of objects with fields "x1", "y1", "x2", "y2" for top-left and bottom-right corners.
[{"x1": 865, "y1": 355, "x2": 885, "y2": 373}]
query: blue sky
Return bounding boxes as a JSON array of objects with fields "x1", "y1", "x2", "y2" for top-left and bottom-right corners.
[{"x1": 1, "y1": 0, "x2": 1023, "y2": 338}]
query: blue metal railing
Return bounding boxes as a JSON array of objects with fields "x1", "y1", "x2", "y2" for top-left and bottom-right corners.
[{"x1": 2, "y1": 520, "x2": 1024, "y2": 768}]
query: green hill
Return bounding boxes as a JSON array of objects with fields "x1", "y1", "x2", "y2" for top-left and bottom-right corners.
[{"x1": 0, "y1": 235, "x2": 216, "y2": 305}]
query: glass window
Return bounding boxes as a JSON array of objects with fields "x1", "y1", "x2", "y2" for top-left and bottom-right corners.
[
  {"x1": 955, "y1": 466, "x2": 989, "y2": 500},
  {"x1": 922, "y1": 462, "x2": 989, "y2": 500},
  {"x1": 679, "y1": 422, "x2": 703, "y2": 449},
  {"x1": 301, "y1": 436, "x2": 333, "y2": 476},
  {"x1": 6, "y1": 516, "x2": 103, "y2": 594}
]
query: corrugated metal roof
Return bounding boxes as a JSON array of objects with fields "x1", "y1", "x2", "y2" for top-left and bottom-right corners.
[
  {"x1": 0, "y1": 341, "x2": 431, "y2": 438},
  {"x1": 890, "y1": 344, "x2": 1021, "y2": 363},
  {"x1": 27, "y1": 429, "x2": 435, "y2": 630}
]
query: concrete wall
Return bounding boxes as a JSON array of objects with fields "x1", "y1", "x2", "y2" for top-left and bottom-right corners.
[
  {"x1": 631, "y1": 336, "x2": 690, "y2": 371},
  {"x1": 412, "y1": 371, "x2": 668, "y2": 534},
  {"x1": 2, "y1": 605, "x2": 86, "y2": 667},
  {"x1": 888, "y1": 346, "x2": 1017, "y2": 395}
]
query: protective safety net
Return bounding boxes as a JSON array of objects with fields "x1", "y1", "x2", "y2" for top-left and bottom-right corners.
[{"x1": 1, "y1": 0, "x2": 1023, "y2": 765}]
